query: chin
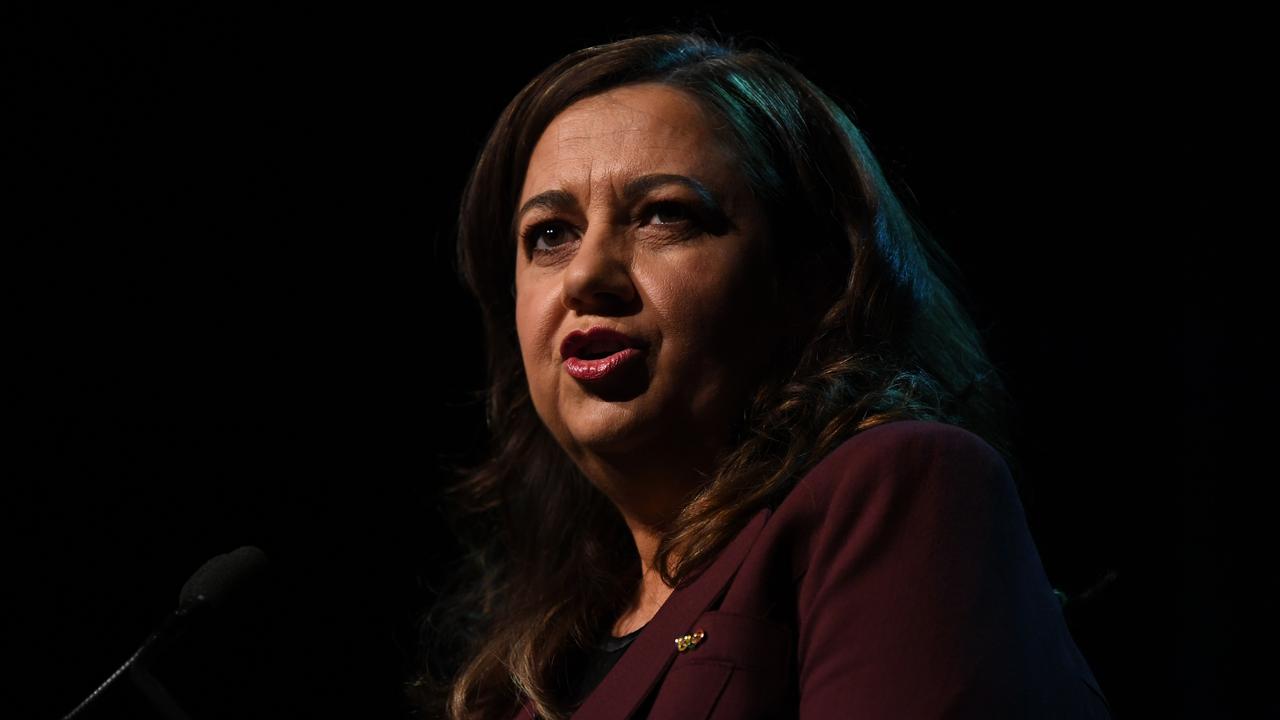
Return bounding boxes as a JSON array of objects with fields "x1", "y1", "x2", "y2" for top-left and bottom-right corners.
[{"x1": 565, "y1": 412, "x2": 663, "y2": 457}]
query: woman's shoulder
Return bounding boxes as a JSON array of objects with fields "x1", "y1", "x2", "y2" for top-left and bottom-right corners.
[
  {"x1": 736, "y1": 430, "x2": 1103, "y2": 719},
  {"x1": 798, "y1": 418, "x2": 1007, "y2": 488},
  {"x1": 774, "y1": 418, "x2": 1014, "y2": 525}
]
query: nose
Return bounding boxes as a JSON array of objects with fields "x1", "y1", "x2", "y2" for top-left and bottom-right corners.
[{"x1": 561, "y1": 223, "x2": 637, "y2": 314}]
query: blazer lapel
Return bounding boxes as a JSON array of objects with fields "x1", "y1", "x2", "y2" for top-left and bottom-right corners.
[{"x1": 572, "y1": 507, "x2": 772, "y2": 719}]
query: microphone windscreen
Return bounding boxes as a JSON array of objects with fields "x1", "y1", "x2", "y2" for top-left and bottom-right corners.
[{"x1": 178, "y1": 546, "x2": 270, "y2": 612}]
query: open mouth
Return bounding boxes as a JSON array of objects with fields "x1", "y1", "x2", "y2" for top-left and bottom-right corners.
[
  {"x1": 576, "y1": 347, "x2": 624, "y2": 360},
  {"x1": 570, "y1": 336, "x2": 630, "y2": 360},
  {"x1": 563, "y1": 347, "x2": 644, "y2": 382},
  {"x1": 559, "y1": 327, "x2": 650, "y2": 385}
]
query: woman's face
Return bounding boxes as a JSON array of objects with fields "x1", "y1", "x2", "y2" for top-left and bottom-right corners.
[{"x1": 513, "y1": 82, "x2": 780, "y2": 474}]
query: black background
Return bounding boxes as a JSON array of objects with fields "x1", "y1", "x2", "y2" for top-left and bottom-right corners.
[{"x1": 9, "y1": 5, "x2": 1268, "y2": 719}]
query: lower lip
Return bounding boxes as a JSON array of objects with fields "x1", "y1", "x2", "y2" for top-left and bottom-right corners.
[{"x1": 563, "y1": 348, "x2": 644, "y2": 381}]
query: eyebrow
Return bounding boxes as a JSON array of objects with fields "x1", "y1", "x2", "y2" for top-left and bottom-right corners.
[{"x1": 513, "y1": 173, "x2": 725, "y2": 233}]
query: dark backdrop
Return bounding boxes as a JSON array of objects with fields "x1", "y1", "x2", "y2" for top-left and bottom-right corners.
[{"x1": 10, "y1": 5, "x2": 1265, "y2": 719}]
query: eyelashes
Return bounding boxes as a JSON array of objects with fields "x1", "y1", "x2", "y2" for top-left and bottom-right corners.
[{"x1": 519, "y1": 200, "x2": 705, "y2": 257}]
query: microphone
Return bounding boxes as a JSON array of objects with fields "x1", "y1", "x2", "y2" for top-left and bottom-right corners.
[
  {"x1": 61, "y1": 546, "x2": 270, "y2": 720},
  {"x1": 179, "y1": 546, "x2": 270, "y2": 616}
]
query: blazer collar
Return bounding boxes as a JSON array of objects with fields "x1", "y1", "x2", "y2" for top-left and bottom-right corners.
[{"x1": 560, "y1": 506, "x2": 772, "y2": 719}]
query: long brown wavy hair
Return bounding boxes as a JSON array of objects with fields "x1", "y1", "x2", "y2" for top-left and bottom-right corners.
[{"x1": 412, "y1": 30, "x2": 1016, "y2": 720}]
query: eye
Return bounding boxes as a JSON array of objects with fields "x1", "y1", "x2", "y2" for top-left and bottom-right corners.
[
  {"x1": 520, "y1": 221, "x2": 576, "y2": 255},
  {"x1": 519, "y1": 201, "x2": 702, "y2": 258},
  {"x1": 643, "y1": 200, "x2": 692, "y2": 226}
]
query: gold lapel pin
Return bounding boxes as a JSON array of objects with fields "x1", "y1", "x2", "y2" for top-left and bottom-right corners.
[{"x1": 674, "y1": 629, "x2": 705, "y2": 653}]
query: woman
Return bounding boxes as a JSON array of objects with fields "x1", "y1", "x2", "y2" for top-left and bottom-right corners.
[{"x1": 414, "y1": 31, "x2": 1111, "y2": 719}]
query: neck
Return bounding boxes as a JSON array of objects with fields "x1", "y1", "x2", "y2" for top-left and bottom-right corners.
[
  {"x1": 567, "y1": 445, "x2": 716, "y2": 637},
  {"x1": 612, "y1": 514, "x2": 676, "y2": 636}
]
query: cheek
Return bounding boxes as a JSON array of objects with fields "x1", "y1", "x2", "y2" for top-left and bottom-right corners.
[
  {"x1": 670, "y1": 253, "x2": 772, "y2": 346},
  {"x1": 513, "y1": 286, "x2": 559, "y2": 386},
  {"x1": 513, "y1": 294, "x2": 539, "y2": 374},
  {"x1": 642, "y1": 268, "x2": 755, "y2": 415}
]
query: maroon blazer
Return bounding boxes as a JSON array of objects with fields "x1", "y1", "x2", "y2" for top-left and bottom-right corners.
[{"x1": 509, "y1": 420, "x2": 1112, "y2": 719}]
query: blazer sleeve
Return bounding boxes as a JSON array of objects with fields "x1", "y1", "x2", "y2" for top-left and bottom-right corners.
[{"x1": 793, "y1": 422, "x2": 1110, "y2": 718}]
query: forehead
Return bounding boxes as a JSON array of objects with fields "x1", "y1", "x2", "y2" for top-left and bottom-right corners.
[{"x1": 519, "y1": 83, "x2": 737, "y2": 203}]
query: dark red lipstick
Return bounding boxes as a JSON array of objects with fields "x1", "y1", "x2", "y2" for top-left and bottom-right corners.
[{"x1": 560, "y1": 327, "x2": 648, "y2": 382}]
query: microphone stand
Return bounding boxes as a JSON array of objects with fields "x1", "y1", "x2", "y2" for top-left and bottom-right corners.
[
  {"x1": 61, "y1": 608, "x2": 197, "y2": 720},
  {"x1": 61, "y1": 546, "x2": 268, "y2": 720}
]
